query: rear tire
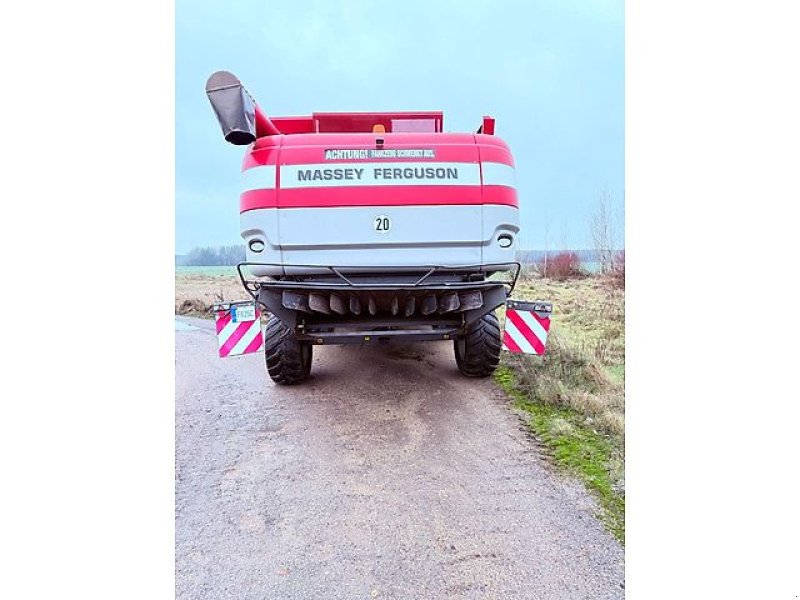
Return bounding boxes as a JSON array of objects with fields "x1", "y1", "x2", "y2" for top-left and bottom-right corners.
[
  {"x1": 264, "y1": 314, "x2": 313, "y2": 385},
  {"x1": 454, "y1": 310, "x2": 502, "y2": 377}
]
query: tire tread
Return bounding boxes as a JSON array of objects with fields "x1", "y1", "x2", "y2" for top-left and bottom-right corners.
[
  {"x1": 454, "y1": 310, "x2": 502, "y2": 377},
  {"x1": 264, "y1": 315, "x2": 312, "y2": 385}
]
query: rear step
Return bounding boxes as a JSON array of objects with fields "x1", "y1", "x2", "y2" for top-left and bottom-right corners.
[{"x1": 299, "y1": 327, "x2": 461, "y2": 345}]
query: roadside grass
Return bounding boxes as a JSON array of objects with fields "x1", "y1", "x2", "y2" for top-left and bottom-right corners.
[{"x1": 497, "y1": 275, "x2": 625, "y2": 542}]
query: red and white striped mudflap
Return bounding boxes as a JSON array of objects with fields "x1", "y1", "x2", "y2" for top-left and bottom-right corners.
[
  {"x1": 213, "y1": 301, "x2": 264, "y2": 358},
  {"x1": 502, "y1": 300, "x2": 553, "y2": 355}
]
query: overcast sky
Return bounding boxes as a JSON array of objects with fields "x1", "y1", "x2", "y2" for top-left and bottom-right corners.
[{"x1": 176, "y1": 0, "x2": 623, "y2": 253}]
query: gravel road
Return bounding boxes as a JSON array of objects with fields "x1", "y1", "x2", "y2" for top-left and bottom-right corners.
[{"x1": 176, "y1": 316, "x2": 623, "y2": 599}]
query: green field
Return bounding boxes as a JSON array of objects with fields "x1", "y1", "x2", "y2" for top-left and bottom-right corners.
[
  {"x1": 175, "y1": 265, "x2": 240, "y2": 278},
  {"x1": 177, "y1": 262, "x2": 603, "y2": 275}
]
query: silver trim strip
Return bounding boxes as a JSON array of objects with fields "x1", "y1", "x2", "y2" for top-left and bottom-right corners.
[
  {"x1": 481, "y1": 162, "x2": 516, "y2": 188},
  {"x1": 241, "y1": 165, "x2": 277, "y2": 192}
]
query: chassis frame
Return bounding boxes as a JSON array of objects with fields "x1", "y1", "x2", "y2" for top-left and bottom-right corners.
[{"x1": 236, "y1": 261, "x2": 521, "y2": 345}]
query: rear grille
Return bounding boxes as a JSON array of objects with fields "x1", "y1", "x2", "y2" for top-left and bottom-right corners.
[{"x1": 280, "y1": 289, "x2": 484, "y2": 317}]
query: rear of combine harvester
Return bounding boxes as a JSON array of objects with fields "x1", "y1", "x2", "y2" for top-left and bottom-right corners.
[{"x1": 205, "y1": 70, "x2": 551, "y2": 385}]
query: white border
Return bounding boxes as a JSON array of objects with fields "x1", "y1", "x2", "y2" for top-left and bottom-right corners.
[
  {"x1": 3, "y1": 2, "x2": 800, "y2": 598},
  {"x1": 627, "y1": 1, "x2": 800, "y2": 597},
  {"x1": 1, "y1": 0, "x2": 174, "y2": 597}
]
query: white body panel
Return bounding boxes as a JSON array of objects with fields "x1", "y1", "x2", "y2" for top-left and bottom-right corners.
[{"x1": 241, "y1": 205, "x2": 519, "y2": 276}]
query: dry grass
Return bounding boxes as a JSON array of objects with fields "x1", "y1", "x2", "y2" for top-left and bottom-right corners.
[
  {"x1": 501, "y1": 275, "x2": 625, "y2": 469},
  {"x1": 175, "y1": 271, "x2": 245, "y2": 317},
  {"x1": 506, "y1": 276, "x2": 625, "y2": 369},
  {"x1": 609, "y1": 250, "x2": 625, "y2": 289}
]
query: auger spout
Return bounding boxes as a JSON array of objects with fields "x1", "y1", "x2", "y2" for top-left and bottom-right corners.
[{"x1": 205, "y1": 70, "x2": 280, "y2": 145}]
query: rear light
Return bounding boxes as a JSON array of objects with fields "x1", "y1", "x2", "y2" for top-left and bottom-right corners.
[
  {"x1": 249, "y1": 240, "x2": 265, "y2": 253},
  {"x1": 498, "y1": 234, "x2": 513, "y2": 248}
]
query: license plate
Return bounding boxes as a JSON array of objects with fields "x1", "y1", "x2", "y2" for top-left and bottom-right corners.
[{"x1": 232, "y1": 304, "x2": 256, "y2": 323}]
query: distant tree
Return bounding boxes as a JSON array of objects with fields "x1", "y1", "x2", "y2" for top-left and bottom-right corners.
[
  {"x1": 610, "y1": 250, "x2": 625, "y2": 289},
  {"x1": 542, "y1": 212, "x2": 550, "y2": 278},
  {"x1": 561, "y1": 221, "x2": 570, "y2": 253},
  {"x1": 590, "y1": 189, "x2": 616, "y2": 274},
  {"x1": 218, "y1": 245, "x2": 246, "y2": 265},
  {"x1": 183, "y1": 244, "x2": 246, "y2": 266},
  {"x1": 536, "y1": 251, "x2": 584, "y2": 280}
]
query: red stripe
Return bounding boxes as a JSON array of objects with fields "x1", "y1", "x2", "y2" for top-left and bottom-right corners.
[
  {"x1": 219, "y1": 321, "x2": 253, "y2": 358},
  {"x1": 266, "y1": 132, "x2": 480, "y2": 148},
  {"x1": 532, "y1": 312, "x2": 551, "y2": 333},
  {"x1": 241, "y1": 189, "x2": 277, "y2": 212},
  {"x1": 506, "y1": 310, "x2": 546, "y2": 355},
  {"x1": 246, "y1": 147, "x2": 513, "y2": 169},
  {"x1": 243, "y1": 330, "x2": 264, "y2": 354},
  {"x1": 477, "y1": 143, "x2": 514, "y2": 166},
  {"x1": 245, "y1": 133, "x2": 515, "y2": 168},
  {"x1": 482, "y1": 185, "x2": 518, "y2": 207},
  {"x1": 215, "y1": 310, "x2": 231, "y2": 334},
  {"x1": 240, "y1": 185, "x2": 518, "y2": 212},
  {"x1": 503, "y1": 330, "x2": 523, "y2": 353},
  {"x1": 281, "y1": 185, "x2": 480, "y2": 207}
]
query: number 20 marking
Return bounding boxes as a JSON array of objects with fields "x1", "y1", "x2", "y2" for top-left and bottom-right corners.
[{"x1": 373, "y1": 215, "x2": 391, "y2": 233}]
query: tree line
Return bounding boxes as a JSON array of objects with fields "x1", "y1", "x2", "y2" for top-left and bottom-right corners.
[{"x1": 177, "y1": 245, "x2": 246, "y2": 266}]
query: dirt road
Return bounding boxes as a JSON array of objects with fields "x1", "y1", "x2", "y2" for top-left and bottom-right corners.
[{"x1": 176, "y1": 316, "x2": 624, "y2": 599}]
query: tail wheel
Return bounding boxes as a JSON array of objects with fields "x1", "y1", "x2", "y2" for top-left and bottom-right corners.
[
  {"x1": 454, "y1": 310, "x2": 502, "y2": 377},
  {"x1": 264, "y1": 314, "x2": 313, "y2": 385}
]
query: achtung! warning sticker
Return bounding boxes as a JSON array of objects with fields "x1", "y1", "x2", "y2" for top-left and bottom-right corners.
[{"x1": 324, "y1": 149, "x2": 435, "y2": 160}]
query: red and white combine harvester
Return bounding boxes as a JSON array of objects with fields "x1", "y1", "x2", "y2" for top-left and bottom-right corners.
[{"x1": 205, "y1": 71, "x2": 552, "y2": 385}]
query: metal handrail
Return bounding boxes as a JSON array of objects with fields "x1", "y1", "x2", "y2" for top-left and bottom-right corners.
[{"x1": 235, "y1": 261, "x2": 521, "y2": 296}]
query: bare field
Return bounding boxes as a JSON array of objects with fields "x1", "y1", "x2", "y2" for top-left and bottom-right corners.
[{"x1": 175, "y1": 270, "x2": 248, "y2": 316}]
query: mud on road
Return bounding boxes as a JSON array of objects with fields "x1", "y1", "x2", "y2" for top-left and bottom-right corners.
[{"x1": 175, "y1": 316, "x2": 623, "y2": 599}]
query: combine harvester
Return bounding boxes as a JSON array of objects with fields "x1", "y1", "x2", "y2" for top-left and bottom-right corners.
[{"x1": 205, "y1": 71, "x2": 551, "y2": 385}]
